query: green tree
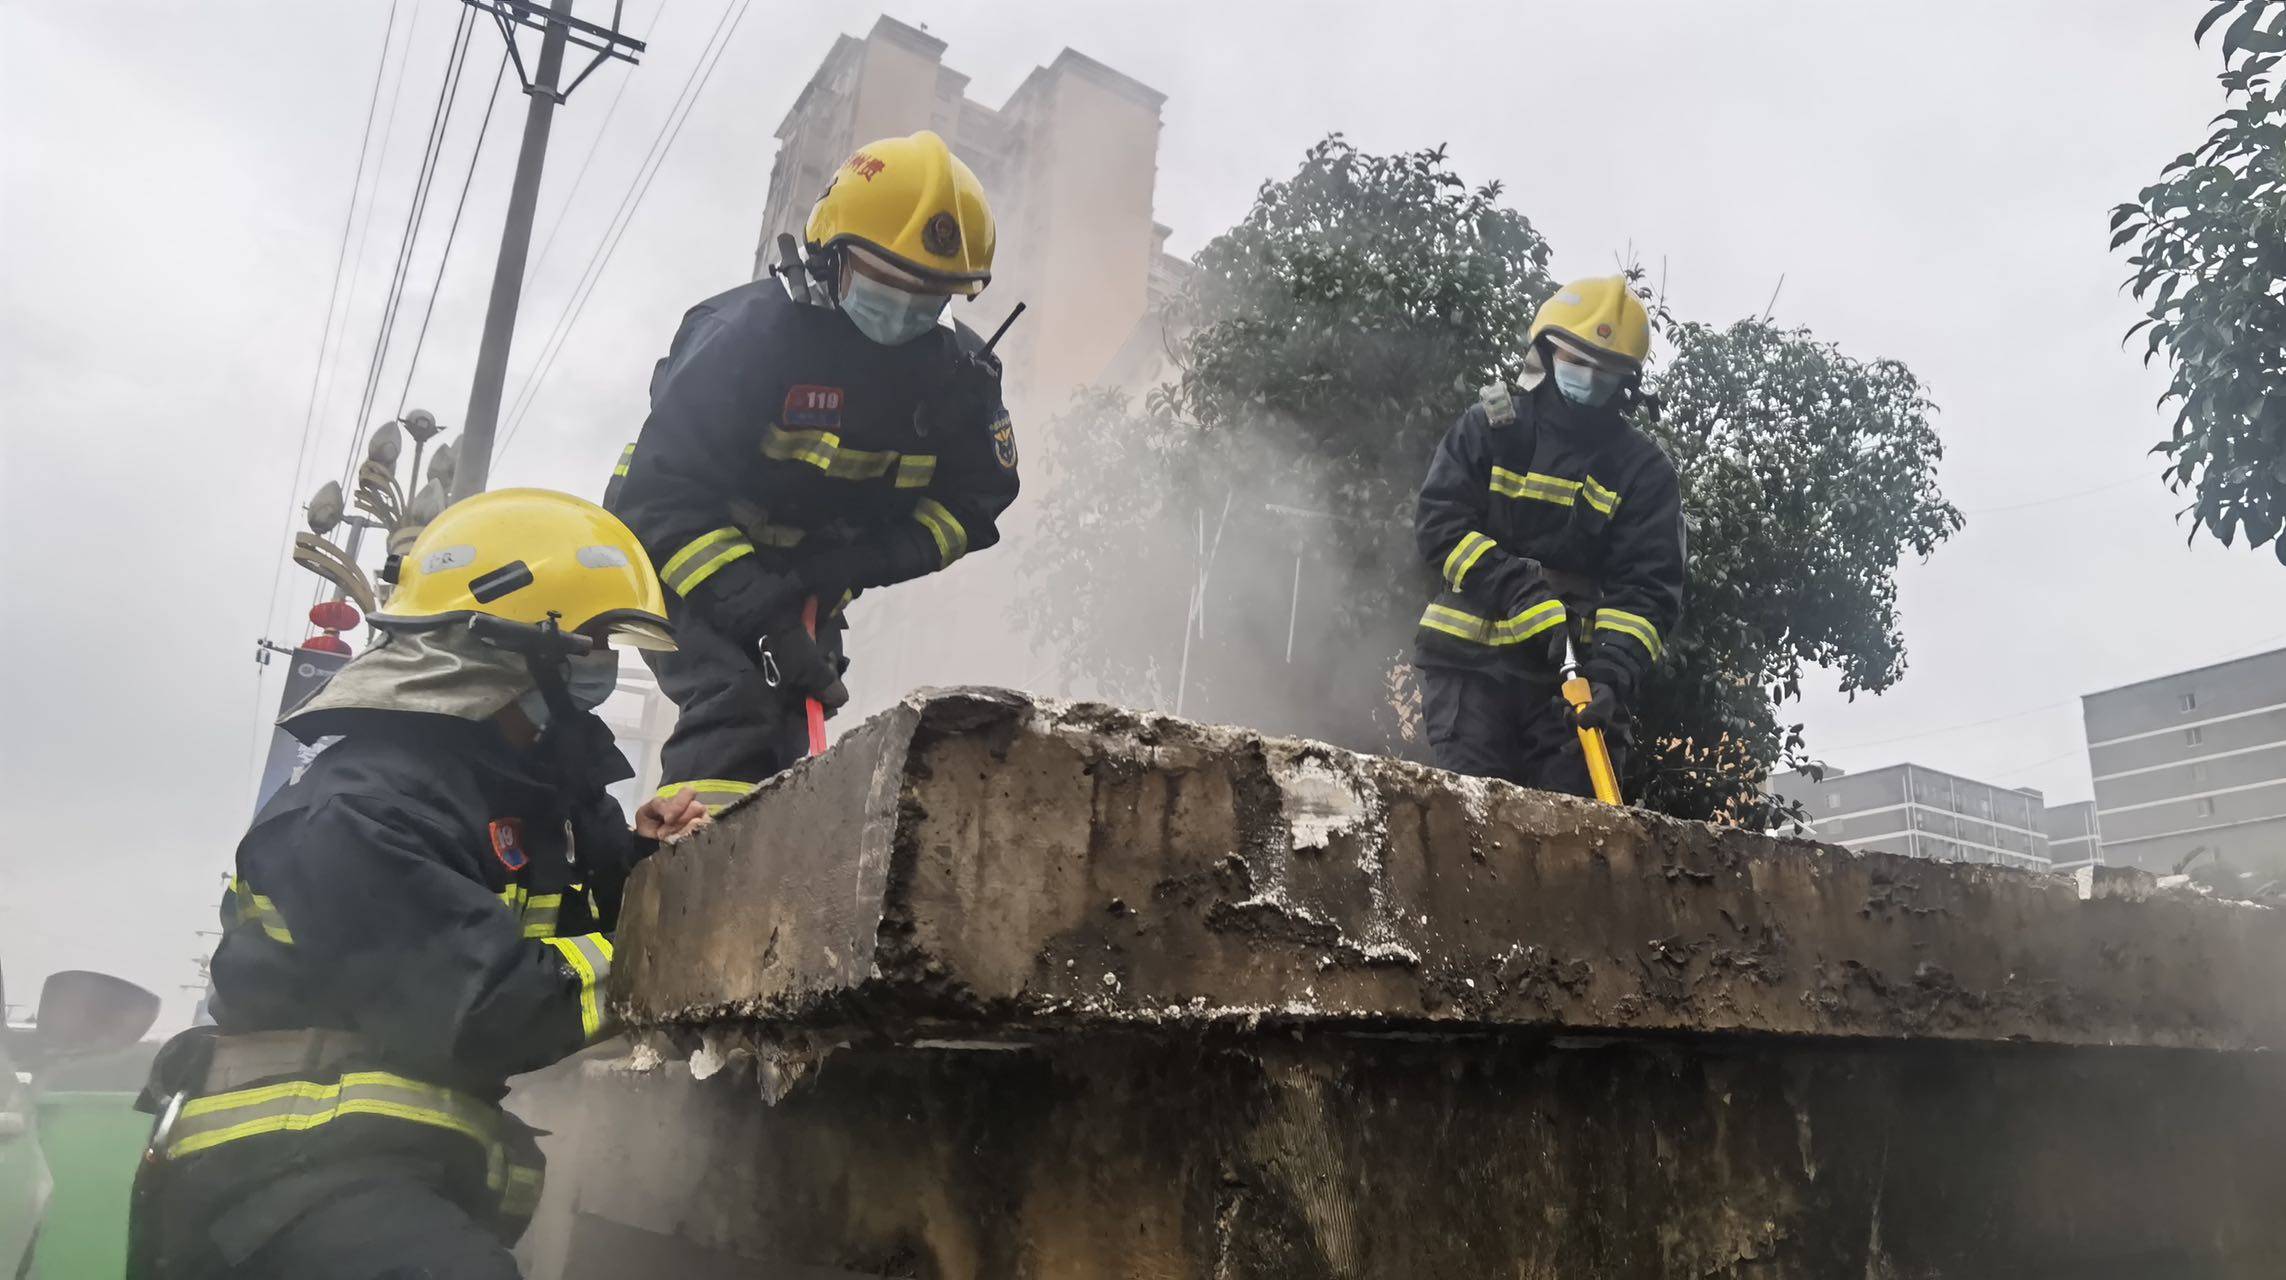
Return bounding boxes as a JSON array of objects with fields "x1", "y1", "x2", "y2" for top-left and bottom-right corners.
[
  {"x1": 2113, "y1": 0, "x2": 2286, "y2": 560},
  {"x1": 1021, "y1": 137, "x2": 1962, "y2": 822},
  {"x1": 1639, "y1": 322, "x2": 1960, "y2": 819}
]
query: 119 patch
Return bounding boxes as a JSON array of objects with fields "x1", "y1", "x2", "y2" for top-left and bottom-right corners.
[
  {"x1": 489, "y1": 818, "x2": 529, "y2": 872},
  {"x1": 990, "y1": 414, "x2": 1017, "y2": 470},
  {"x1": 784, "y1": 385, "x2": 843, "y2": 429}
]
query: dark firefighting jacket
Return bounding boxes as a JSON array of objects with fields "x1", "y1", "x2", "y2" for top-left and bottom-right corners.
[
  {"x1": 1413, "y1": 379, "x2": 1686, "y2": 699},
  {"x1": 607, "y1": 279, "x2": 1021, "y2": 646},
  {"x1": 161, "y1": 706, "x2": 645, "y2": 1234}
]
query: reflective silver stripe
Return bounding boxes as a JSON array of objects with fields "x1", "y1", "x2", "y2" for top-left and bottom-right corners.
[
  {"x1": 520, "y1": 893, "x2": 562, "y2": 940},
  {"x1": 163, "y1": 1069, "x2": 542, "y2": 1219},
  {"x1": 761, "y1": 425, "x2": 900, "y2": 480},
  {"x1": 233, "y1": 876, "x2": 294, "y2": 945},
  {"x1": 1418, "y1": 599, "x2": 1567, "y2": 646},
  {"x1": 659, "y1": 527, "x2": 755, "y2": 596},
  {"x1": 544, "y1": 934, "x2": 615, "y2": 1039},
  {"x1": 1594, "y1": 608, "x2": 1663, "y2": 661},
  {"x1": 1442, "y1": 532, "x2": 1496, "y2": 591},
  {"x1": 168, "y1": 1070, "x2": 498, "y2": 1159},
  {"x1": 912, "y1": 498, "x2": 968, "y2": 566},
  {"x1": 894, "y1": 455, "x2": 937, "y2": 489}
]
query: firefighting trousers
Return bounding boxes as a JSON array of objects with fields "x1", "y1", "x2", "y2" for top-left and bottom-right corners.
[
  {"x1": 141, "y1": 1160, "x2": 521, "y2": 1280},
  {"x1": 643, "y1": 598, "x2": 845, "y2": 807},
  {"x1": 1418, "y1": 664, "x2": 1632, "y2": 800}
]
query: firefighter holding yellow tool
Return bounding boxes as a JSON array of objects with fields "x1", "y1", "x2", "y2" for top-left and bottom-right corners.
[
  {"x1": 607, "y1": 130, "x2": 1020, "y2": 810},
  {"x1": 1412, "y1": 277, "x2": 1686, "y2": 800}
]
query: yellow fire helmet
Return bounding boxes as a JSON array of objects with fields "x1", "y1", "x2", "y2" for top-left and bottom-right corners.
[
  {"x1": 805, "y1": 130, "x2": 995, "y2": 297},
  {"x1": 371, "y1": 487, "x2": 675, "y2": 653},
  {"x1": 1530, "y1": 275, "x2": 1652, "y2": 372}
]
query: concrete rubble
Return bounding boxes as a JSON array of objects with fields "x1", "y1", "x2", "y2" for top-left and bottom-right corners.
[{"x1": 538, "y1": 688, "x2": 2286, "y2": 1278}]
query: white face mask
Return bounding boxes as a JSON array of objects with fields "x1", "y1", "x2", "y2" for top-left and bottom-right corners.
[
  {"x1": 1553, "y1": 359, "x2": 1624, "y2": 408},
  {"x1": 516, "y1": 649, "x2": 619, "y2": 730},
  {"x1": 840, "y1": 270, "x2": 949, "y2": 346}
]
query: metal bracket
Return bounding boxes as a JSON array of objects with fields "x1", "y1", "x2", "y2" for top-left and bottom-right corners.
[{"x1": 458, "y1": 0, "x2": 645, "y2": 101}]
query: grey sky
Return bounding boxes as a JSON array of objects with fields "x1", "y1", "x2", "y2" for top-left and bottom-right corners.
[{"x1": 6, "y1": 0, "x2": 2281, "y2": 1028}]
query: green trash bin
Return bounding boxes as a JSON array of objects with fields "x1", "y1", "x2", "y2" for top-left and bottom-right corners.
[{"x1": 29, "y1": 1092, "x2": 148, "y2": 1280}]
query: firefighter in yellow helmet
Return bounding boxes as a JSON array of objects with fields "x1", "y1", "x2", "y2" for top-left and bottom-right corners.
[
  {"x1": 606, "y1": 130, "x2": 1020, "y2": 810},
  {"x1": 1411, "y1": 276, "x2": 1686, "y2": 796},
  {"x1": 130, "y1": 490, "x2": 708, "y2": 1279}
]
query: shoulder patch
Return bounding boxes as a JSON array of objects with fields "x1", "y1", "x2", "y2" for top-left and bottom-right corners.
[
  {"x1": 1479, "y1": 381, "x2": 1516, "y2": 427},
  {"x1": 990, "y1": 413, "x2": 1017, "y2": 470},
  {"x1": 489, "y1": 818, "x2": 529, "y2": 873}
]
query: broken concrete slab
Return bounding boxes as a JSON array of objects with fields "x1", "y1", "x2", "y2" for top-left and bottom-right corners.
[{"x1": 613, "y1": 687, "x2": 2286, "y2": 1050}]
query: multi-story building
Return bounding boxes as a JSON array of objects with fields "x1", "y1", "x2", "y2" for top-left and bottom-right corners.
[
  {"x1": 756, "y1": 15, "x2": 1190, "y2": 423},
  {"x1": 2041, "y1": 799, "x2": 2103, "y2": 874},
  {"x1": 2082, "y1": 646, "x2": 2286, "y2": 878},
  {"x1": 1769, "y1": 763, "x2": 2053, "y2": 872}
]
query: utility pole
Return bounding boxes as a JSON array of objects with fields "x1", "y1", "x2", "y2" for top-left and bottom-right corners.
[{"x1": 451, "y1": 0, "x2": 643, "y2": 502}]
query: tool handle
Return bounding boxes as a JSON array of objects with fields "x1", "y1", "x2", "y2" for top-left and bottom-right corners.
[
  {"x1": 801, "y1": 597, "x2": 828, "y2": 757},
  {"x1": 1561, "y1": 674, "x2": 1624, "y2": 806}
]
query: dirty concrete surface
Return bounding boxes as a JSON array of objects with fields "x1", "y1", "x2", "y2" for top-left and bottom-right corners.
[{"x1": 566, "y1": 688, "x2": 2286, "y2": 1279}]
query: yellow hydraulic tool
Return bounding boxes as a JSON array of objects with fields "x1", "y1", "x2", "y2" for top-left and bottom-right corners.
[{"x1": 1560, "y1": 636, "x2": 1624, "y2": 806}]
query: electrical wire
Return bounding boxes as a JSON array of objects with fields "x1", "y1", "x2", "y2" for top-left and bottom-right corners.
[
  {"x1": 495, "y1": 0, "x2": 752, "y2": 463},
  {"x1": 337, "y1": 5, "x2": 477, "y2": 488},
  {"x1": 396, "y1": 48, "x2": 514, "y2": 418},
  {"x1": 523, "y1": 0, "x2": 668, "y2": 305},
  {"x1": 311, "y1": 0, "x2": 426, "y2": 482},
  {"x1": 256, "y1": 0, "x2": 402, "y2": 649}
]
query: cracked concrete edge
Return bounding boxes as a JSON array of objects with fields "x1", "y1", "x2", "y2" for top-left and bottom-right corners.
[{"x1": 616, "y1": 687, "x2": 2286, "y2": 1051}]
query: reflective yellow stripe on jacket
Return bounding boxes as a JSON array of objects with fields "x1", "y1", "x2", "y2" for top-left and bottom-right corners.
[
  {"x1": 612, "y1": 442, "x2": 635, "y2": 478},
  {"x1": 659, "y1": 526, "x2": 755, "y2": 596},
  {"x1": 656, "y1": 778, "x2": 755, "y2": 813},
  {"x1": 231, "y1": 876, "x2": 294, "y2": 945},
  {"x1": 495, "y1": 886, "x2": 563, "y2": 940},
  {"x1": 1490, "y1": 467, "x2": 1620, "y2": 516},
  {"x1": 544, "y1": 934, "x2": 615, "y2": 1040},
  {"x1": 1442, "y1": 531, "x2": 1498, "y2": 591},
  {"x1": 912, "y1": 498, "x2": 968, "y2": 567},
  {"x1": 163, "y1": 1069, "x2": 542, "y2": 1218},
  {"x1": 1418, "y1": 599, "x2": 1567, "y2": 647},
  {"x1": 1594, "y1": 607, "x2": 1664, "y2": 662},
  {"x1": 761, "y1": 425, "x2": 936, "y2": 489}
]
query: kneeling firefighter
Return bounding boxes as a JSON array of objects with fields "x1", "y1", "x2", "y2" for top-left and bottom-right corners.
[
  {"x1": 1412, "y1": 277, "x2": 1686, "y2": 796},
  {"x1": 130, "y1": 489, "x2": 707, "y2": 1279},
  {"x1": 606, "y1": 129, "x2": 1021, "y2": 810}
]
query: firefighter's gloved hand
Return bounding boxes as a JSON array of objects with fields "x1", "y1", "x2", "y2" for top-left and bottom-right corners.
[
  {"x1": 1555, "y1": 681, "x2": 1624, "y2": 731},
  {"x1": 756, "y1": 625, "x2": 849, "y2": 711},
  {"x1": 795, "y1": 543, "x2": 874, "y2": 609}
]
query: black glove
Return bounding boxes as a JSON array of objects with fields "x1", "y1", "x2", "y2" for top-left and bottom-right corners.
[
  {"x1": 756, "y1": 617, "x2": 849, "y2": 712},
  {"x1": 1553, "y1": 679, "x2": 1624, "y2": 732},
  {"x1": 795, "y1": 542, "x2": 874, "y2": 608}
]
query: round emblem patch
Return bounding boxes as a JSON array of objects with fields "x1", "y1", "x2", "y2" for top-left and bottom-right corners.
[
  {"x1": 922, "y1": 211, "x2": 961, "y2": 257},
  {"x1": 1595, "y1": 322, "x2": 1614, "y2": 338}
]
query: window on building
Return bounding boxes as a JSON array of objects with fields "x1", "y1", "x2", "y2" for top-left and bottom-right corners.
[
  {"x1": 1826, "y1": 792, "x2": 1842, "y2": 808},
  {"x1": 2196, "y1": 798, "x2": 2217, "y2": 818},
  {"x1": 2193, "y1": 763, "x2": 2209, "y2": 785},
  {"x1": 2179, "y1": 691, "x2": 2198, "y2": 712},
  {"x1": 2186, "y1": 727, "x2": 2204, "y2": 747}
]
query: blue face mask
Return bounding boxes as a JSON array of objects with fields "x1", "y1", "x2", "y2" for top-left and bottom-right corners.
[
  {"x1": 517, "y1": 649, "x2": 619, "y2": 730},
  {"x1": 840, "y1": 270, "x2": 949, "y2": 346},
  {"x1": 1553, "y1": 360, "x2": 1624, "y2": 408}
]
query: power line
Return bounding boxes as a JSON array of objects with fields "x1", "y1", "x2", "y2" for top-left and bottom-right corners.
[
  {"x1": 523, "y1": 0, "x2": 667, "y2": 305},
  {"x1": 338, "y1": 5, "x2": 478, "y2": 489},
  {"x1": 1960, "y1": 472, "x2": 2149, "y2": 516},
  {"x1": 312, "y1": 0, "x2": 427, "y2": 480},
  {"x1": 257, "y1": 0, "x2": 403, "y2": 651},
  {"x1": 495, "y1": 0, "x2": 751, "y2": 464},
  {"x1": 396, "y1": 48, "x2": 513, "y2": 418}
]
